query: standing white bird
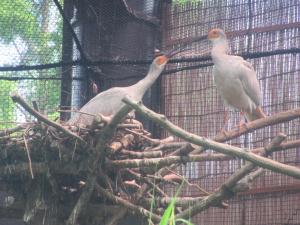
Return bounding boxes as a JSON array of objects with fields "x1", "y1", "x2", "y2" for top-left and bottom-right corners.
[
  {"x1": 208, "y1": 28, "x2": 266, "y2": 124},
  {"x1": 67, "y1": 49, "x2": 182, "y2": 127}
]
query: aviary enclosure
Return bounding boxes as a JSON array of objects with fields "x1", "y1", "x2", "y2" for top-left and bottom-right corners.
[{"x1": 0, "y1": 0, "x2": 299, "y2": 225}]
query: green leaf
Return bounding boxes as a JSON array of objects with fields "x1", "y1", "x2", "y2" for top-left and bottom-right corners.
[
  {"x1": 159, "y1": 197, "x2": 176, "y2": 225},
  {"x1": 159, "y1": 181, "x2": 186, "y2": 225}
]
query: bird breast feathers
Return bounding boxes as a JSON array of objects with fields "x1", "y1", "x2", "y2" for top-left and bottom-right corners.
[
  {"x1": 214, "y1": 56, "x2": 255, "y2": 79},
  {"x1": 213, "y1": 56, "x2": 262, "y2": 107}
]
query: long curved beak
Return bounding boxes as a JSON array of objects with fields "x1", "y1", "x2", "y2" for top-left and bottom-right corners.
[
  {"x1": 164, "y1": 46, "x2": 190, "y2": 58},
  {"x1": 161, "y1": 34, "x2": 208, "y2": 59}
]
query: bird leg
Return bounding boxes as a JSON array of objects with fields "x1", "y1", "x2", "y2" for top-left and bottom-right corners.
[
  {"x1": 235, "y1": 111, "x2": 249, "y2": 130},
  {"x1": 238, "y1": 111, "x2": 246, "y2": 126},
  {"x1": 219, "y1": 110, "x2": 230, "y2": 137},
  {"x1": 222, "y1": 110, "x2": 230, "y2": 130}
]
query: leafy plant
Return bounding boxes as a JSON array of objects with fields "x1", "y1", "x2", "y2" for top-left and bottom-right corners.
[{"x1": 150, "y1": 181, "x2": 194, "y2": 225}]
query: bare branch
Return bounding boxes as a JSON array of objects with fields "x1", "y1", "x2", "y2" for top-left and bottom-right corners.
[
  {"x1": 66, "y1": 105, "x2": 132, "y2": 225},
  {"x1": 214, "y1": 107, "x2": 300, "y2": 141},
  {"x1": 121, "y1": 149, "x2": 163, "y2": 158},
  {"x1": 123, "y1": 97, "x2": 300, "y2": 180},
  {"x1": 10, "y1": 92, "x2": 85, "y2": 144},
  {"x1": 191, "y1": 107, "x2": 300, "y2": 154},
  {"x1": 110, "y1": 138, "x2": 300, "y2": 168},
  {"x1": 175, "y1": 133, "x2": 287, "y2": 220},
  {"x1": 141, "y1": 196, "x2": 228, "y2": 208}
]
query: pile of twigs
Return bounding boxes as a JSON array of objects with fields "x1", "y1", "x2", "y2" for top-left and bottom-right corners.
[{"x1": 1, "y1": 93, "x2": 300, "y2": 225}]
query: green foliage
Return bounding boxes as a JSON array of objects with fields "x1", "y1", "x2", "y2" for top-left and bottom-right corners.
[
  {"x1": 0, "y1": 0, "x2": 63, "y2": 127},
  {"x1": 159, "y1": 197, "x2": 177, "y2": 225},
  {"x1": 0, "y1": 0, "x2": 39, "y2": 44},
  {"x1": 172, "y1": 0, "x2": 202, "y2": 6},
  {"x1": 150, "y1": 181, "x2": 195, "y2": 225},
  {"x1": 0, "y1": 81, "x2": 16, "y2": 128}
]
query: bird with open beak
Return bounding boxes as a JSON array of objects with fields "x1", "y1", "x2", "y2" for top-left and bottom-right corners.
[
  {"x1": 67, "y1": 47, "x2": 185, "y2": 127},
  {"x1": 208, "y1": 28, "x2": 266, "y2": 126}
]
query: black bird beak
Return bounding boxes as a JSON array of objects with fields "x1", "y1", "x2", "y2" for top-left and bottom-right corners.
[
  {"x1": 196, "y1": 34, "x2": 208, "y2": 42},
  {"x1": 163, "y1": 46, "x2": 191, "y2": 58},
  {"x1": 158, "y1": 34, "x2": 208, "y2": 59}
]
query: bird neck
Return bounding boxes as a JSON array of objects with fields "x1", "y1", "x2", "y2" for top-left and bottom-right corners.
[
  {"x1": 211, "y1": 39, "x2": 230, "y2": 63},
  {"x1": 131, "y1": 64, "x2": 163, "y2": 97}
]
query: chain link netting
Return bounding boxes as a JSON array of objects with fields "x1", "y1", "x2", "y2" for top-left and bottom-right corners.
[
  {"x1": 0, "y1": 0, "x2": 300, "y2": 224},
  {"x1": 0, "y1": 0, "x2": 63, "y2": 128},
  {"x1": 161, "y1": 0, "x2": 300, "y2": 224}
]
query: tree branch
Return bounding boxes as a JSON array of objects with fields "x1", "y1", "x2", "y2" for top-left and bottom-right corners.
[
  {"x1": 120, "y1": 149, "x2": 163, "y2": 158},
  {"x1": 66, "y1": 105, "x2": 132, "y2": 225},
  {"x1": 214, "y1": 108, "x2": 300, "y2": 142},
  {"x1": 10, "y1": 92, "x2": 85, "y2": 144},
  {"x1": 109, "y1": 138, "x2": 300, "y2": 168},
  {"x1": 123, "y1": 97, "x2": 300, "y2": 180},
  {"x1": 175, "y1": 133, "x2": 287, "y2": 220},
  {"x1": 190, "y1": 107, "x2": 300, "y2": 154}
]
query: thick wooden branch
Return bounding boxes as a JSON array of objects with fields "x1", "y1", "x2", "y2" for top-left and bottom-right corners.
[
  {"x1": 109, "y1": 134, "x2": 135, "y2": 153},
  {"x1": 175, "y1": 134, "x2": 287, "y2": 220},
  {"x1": 109, "y1": 155, "x2": 205, "y2": 169},
  {"x1": 66, "y1": 105, "x2": 132, "y2": 225},
  {"x1": 233, "y1": 168, "x2": 265, "y2": 193},
  {"x1": 214, "y1": 107, "x2": 300, "y2": 142},
  {"x1": 191, "y1": 107, "x2": 300, "y2": 154},
  {"x1": 109, "y1": 138, "x2": 300, "y2": 168},
  {"x1": 123, "y1": 97, "x2": 300, "y2": 180},
  {"x1": 141, "y1": 196, "x2": 228, "y2": 209},
  {"x1": 150, "y1": 142, "x2": 185, "y2": 151},
  {"x1": 10, "y1": 92, "x2": 85, "y2": 144},
  {"x1": 142, "y1": 197, "x2": 204, "y2": 208},
  {"x1": 120, "y1": 149, "x2": 163, "y2": 158},
  {"x1": 144, "y1": 106, "x2": 300, "y2": 155}
]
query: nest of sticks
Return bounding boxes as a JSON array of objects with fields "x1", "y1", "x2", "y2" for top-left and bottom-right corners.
[{"x1": 1, "y1": 92, "x2": 300, "y2": 225}]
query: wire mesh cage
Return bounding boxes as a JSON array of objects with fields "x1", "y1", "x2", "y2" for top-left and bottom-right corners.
[
  {"x1": 0, "y1": 0, "x2": 63, "y2": 127},
  {"x1": 0, "y1": 0, "x2": 300, "y2": 224},
  {"x1": 161, "y1": 0, "x2": 300, "y2": 224}
]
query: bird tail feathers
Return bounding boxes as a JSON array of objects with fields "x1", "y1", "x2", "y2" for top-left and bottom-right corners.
[{"x1": 245, "y1": 106, "x2": 266, "y2": 122}]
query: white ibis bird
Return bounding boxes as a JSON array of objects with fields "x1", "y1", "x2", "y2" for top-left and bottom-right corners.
[
  {"x1": 68, "y1": 48, "x2": 183, "y2": 127},
  {"x1": 208, "y1": 28, "x2": 266, "y2": 124}
]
